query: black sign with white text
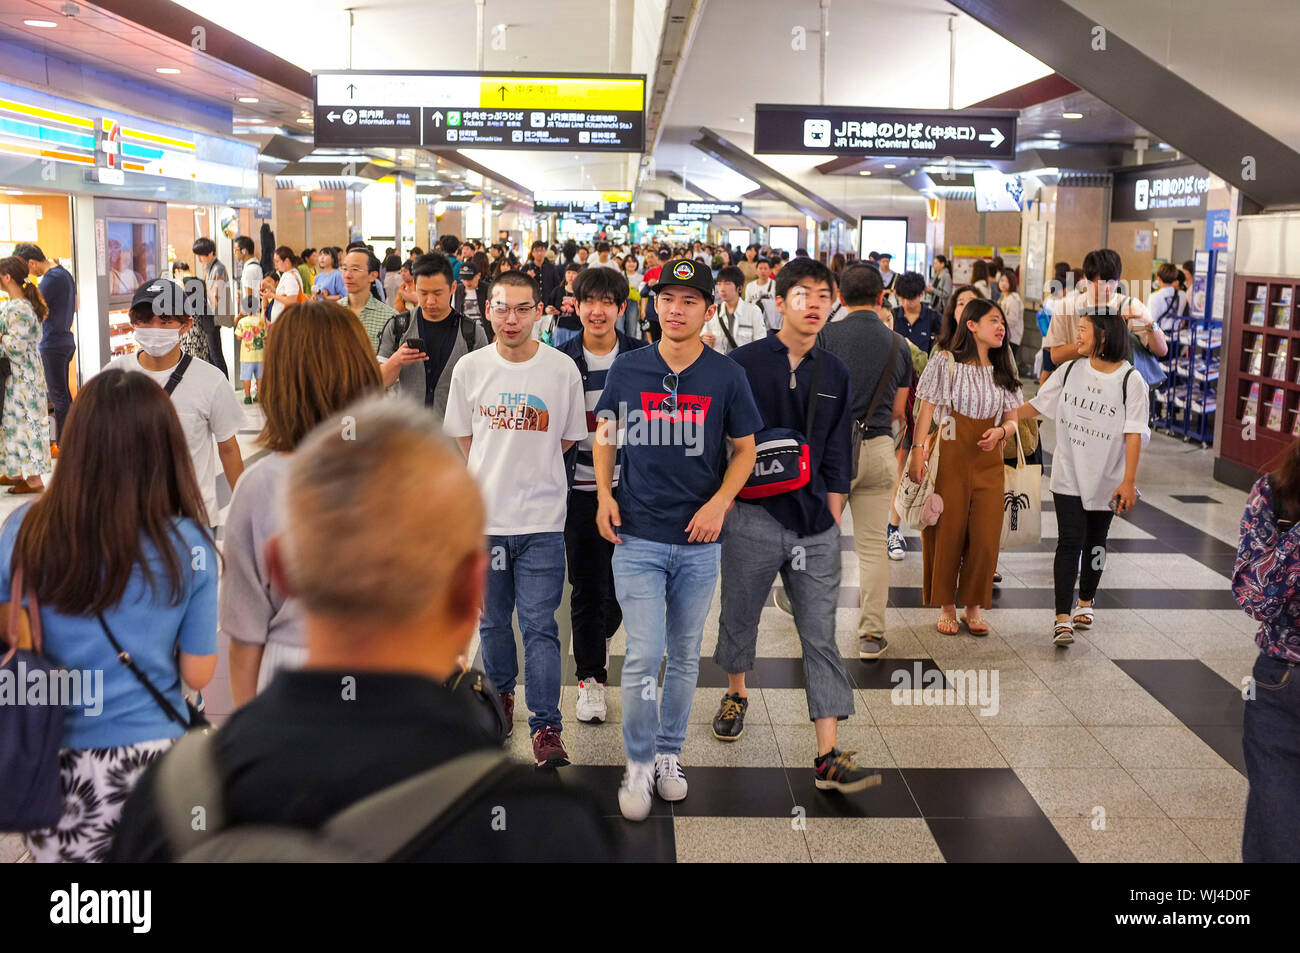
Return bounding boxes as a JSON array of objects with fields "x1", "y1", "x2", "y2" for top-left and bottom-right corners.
[
  {"x1": 1111, "y1": 161, "x2": 1214, "y2": 222},
  {"x1": 753, "y1": 104, "x2": 1017, "y2": 160}
]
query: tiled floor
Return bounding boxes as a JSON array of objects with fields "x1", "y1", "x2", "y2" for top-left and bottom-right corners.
[{"x1": 2, "y1": 394, "x2": 1259, "y2": 863}]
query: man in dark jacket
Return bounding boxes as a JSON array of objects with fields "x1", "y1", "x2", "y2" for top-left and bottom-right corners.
[
  {"x1": 557, "y1": 266, "x2": 645, "y2": 726},
  {"x1": 111, "y1": 398, "x2": 612, "y2": 862}
]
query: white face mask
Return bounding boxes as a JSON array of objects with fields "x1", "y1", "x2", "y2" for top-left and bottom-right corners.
[{"x1": 133, "y1": 327, "x2": 181, "y2": 357}]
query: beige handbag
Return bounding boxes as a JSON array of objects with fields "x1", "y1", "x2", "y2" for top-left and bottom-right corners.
[
  {"x1": 894, "y1": 429, "x2": 943, "y2": 529},
  {"x1": 1001, "y1": 427, "x2": 1042, "y2": 549}
]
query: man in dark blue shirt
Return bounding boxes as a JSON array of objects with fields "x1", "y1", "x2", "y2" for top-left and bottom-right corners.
[
  {"x1": 892, "y1": 270, "x2": 943, "y2": 354},
  {"x1": 593, "y1": 259, "x2": 760, "y2": 822},
  {"x1": 15, "y1": 244, "x2": 75, "y2": 446},
  {"x1": 712, "y1": 257, "x2": 880, "y2": 794}
]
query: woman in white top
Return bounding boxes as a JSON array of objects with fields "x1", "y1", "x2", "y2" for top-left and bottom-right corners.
[
  {"x1": 997, "y1": 270, "x2": 1024, "y2": 357},
  {"x1": 267, "y1": 245, "x2": 302, "y2": 322},
  {"x1": 909, "y1": 298, "x2": 1024, "y2": 636},
  {"x1": 621, "y1": 254, "x2": 643, "y2": 290},
  {"x1": 970, "y1": 259, "x2": 991, "y2": 299},
  {"x1": 1007, "y1": 310, "x2": 1148, "y2": 644},
  {"x1": 1147, "y1": 262, "x2": 1188, "y2": 332}
]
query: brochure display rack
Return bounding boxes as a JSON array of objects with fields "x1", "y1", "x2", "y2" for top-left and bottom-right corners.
[{"x1": 1154, "y1": 249, "x2": 1222, "y2": 445}]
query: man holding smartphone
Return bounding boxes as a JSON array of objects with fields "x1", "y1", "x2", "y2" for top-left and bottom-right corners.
[{"x1": 378, "y1": 252, "x2": 487, "y2": 422}]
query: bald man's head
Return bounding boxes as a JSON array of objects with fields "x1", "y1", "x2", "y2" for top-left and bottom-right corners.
[{"x1": 279, "y1": 398, "x2": 484, "y2": 629}]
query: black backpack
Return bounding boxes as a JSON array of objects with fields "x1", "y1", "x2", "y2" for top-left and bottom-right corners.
[{"x1": 385, "y1": 310, "x2": 478, "y2": 355}]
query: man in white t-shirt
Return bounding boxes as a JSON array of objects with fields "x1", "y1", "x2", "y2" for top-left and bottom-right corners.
[
  {"x1": 443, "y1": 271, "x2": 587, "y2": 770},
  {"x1": 703, "y1": 265, "x2": 766, "y2": 354},
  {"x1": 110, "y1": 278, "x2": 245, "y2": 526},
  {"x1": 744, "y1": 258, "x2": 780, "y2": 330},
  {"x1": 1043, "y1": 248, "x2": 1166, "y2": 367}
]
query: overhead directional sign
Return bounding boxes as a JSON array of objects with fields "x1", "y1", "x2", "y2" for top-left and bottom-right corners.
[
  {"x1": 663, "y1": 200, "x2": 744, "y2": 218},
  {"x1": 314, "y1": 71, "x2": 645, "y2": 151},
  {"x1": 753, "y1": 104, "x2": 1018, "y2": 161},
  {"x1": 533, "y1": 190, "x2": 632, "y2": 215}
]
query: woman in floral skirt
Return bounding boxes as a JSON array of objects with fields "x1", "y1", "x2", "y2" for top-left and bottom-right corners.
[{"x1": 0, "y1": 256, "x2": 50, "y2": 493}]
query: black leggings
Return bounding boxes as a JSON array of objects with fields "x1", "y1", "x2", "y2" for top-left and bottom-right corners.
[{"x1": 1053, "y1": 492, "x2": 1115, "y2": 617}]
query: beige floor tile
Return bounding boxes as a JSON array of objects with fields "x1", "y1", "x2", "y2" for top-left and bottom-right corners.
[
  {"x1": 761, "y1": 687, "x2": 869, "y2": 726},
  {"x1": 985, "y1": 725, "x2": 1118, "y2": 768},
  {"x1": 673, "y1": 817, "x2": 811, "y2": 863},
  {"x1": 1199, "y1": 657, "x2": 1254, "y2": 692},
  {"x1": 680, "y1": 723, "x2": 784, "y2": 767},
  {"x1": 861, "y1": 688, "x2": 982, "y2": 725},
  {"x1": 1174, "y1": 818, "x2": 1244, "y2": 863},
  {"x1": 1050, "y1": 817, "x2": 1208, "y2": 862},
  {"x1": 1014, "y1": 767, "x2": 1165, "y2": 818},
  {"x1": 1051, "y1": 688, "x2": 1182, "y2": 727},
  {"x1": 804, "y1": 818, "x2": 945, "y2": 863},
  {"x1": 1127, "y1": 768, "x2": 1249, "y2": 819},
  {"x1": 1080, "y1": 629, "x2": 1194, "y2": 660},
  {"x1": 1090, "y1": 726, "x2": 1235, "y2": 771},
  {"x1": 877, "y1": 726, "x2": 1008, "y2": 768},
  {"x1": 966, "y1": 688, "x2": 1078, "y2": 726}
]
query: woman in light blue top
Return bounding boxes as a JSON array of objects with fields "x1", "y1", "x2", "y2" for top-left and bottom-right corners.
[{"x1": 1, "y1": 369, "x2": 217, "y2": 862}]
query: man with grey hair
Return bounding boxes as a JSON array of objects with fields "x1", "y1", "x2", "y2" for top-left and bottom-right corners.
[{"x1": 111, "y1": 398, "x2": 611, "y2": 862}]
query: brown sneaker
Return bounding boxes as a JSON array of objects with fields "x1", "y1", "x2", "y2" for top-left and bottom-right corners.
[
  {"x1": 531, "y1": 725, "x2": 570, "y2": 768},
  {"x1": 499, "y1": 693, "x2": 515, "y2": 737}
]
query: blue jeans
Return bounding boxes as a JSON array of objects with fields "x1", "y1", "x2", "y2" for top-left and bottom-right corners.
[
  {"x1": 1242, "y1": 654, "x2": 1300, "y2": 862},
  {"x1": 613, "y1": 535, "x2": 721, "y2": 764},
  {"x1": 480, "y1": 533, "x2": 565, "y2": 735}
]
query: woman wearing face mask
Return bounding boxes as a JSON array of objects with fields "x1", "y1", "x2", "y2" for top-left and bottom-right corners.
[
  {"x1": 0, "y1": 257, "x2": 51, "y2": 494},
  {"x1": 909, "y1": 298, "x2": 1023, "y2": 636}
]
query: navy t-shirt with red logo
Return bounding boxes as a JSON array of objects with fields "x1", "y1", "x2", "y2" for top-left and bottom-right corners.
[{"x1": 595, "y1": 342, "x2": 763, "y2": 545}]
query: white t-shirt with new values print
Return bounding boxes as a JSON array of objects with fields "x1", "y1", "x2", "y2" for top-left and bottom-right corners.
[
  {"x1": 1030, "y1": 358, "x2": 1151, "y2": 512},
  {"x1": 443, "y1": 342, "x2": 588, "y2": 535}
]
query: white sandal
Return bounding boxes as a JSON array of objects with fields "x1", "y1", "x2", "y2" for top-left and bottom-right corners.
[
  {"x1": 1053, "y1": 621, "x2": 1075, "y2": 646},
  {"x1": 1071, "y1": 604, "x2": 1094, "y2": 629}
]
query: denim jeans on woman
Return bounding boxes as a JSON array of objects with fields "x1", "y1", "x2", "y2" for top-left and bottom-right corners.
[
  {"x1": 613, "y1": 534, "x2": 721, "y2": 764},
  {"x1": 479, "y1": 532, "x2": 566, "y2": 735},
  {"x1": 1242, "y1": 654, "x2": 1300, "y2": 862}
]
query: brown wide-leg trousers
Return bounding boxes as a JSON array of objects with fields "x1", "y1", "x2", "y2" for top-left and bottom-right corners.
[{"x1": 921, "y1": 411, "x2": 1004, "y2": 610}]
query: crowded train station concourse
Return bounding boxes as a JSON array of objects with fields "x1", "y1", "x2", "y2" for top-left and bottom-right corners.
[{"x1": 0, "y1": 0, "x2": 1294, "y2": 921}]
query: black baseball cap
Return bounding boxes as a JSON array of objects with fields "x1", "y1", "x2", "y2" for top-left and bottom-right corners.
[
  {"x1": 653, "y1": 258, "x2": 714, "y2": 298},
  {"x1": 459, "y1": 262, "x2": 479, "y2": 279},
  {"x1": 131, "y1": 276, "x2": 207, "y2": 318},
  {"x1": 656, "y1": 245, "x2": 672, "y2": 259}
]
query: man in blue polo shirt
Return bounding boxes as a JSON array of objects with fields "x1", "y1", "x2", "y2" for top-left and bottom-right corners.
[
  {"x1": 593, "y1": 259, "x2": 760, "y2": 821},
  {"x1": 712, "y1": 257, "x2": 880, "y2": 794}
]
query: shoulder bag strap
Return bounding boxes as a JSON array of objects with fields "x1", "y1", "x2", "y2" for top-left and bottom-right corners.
[
  {"x1": 804, "y1": 348, "x2": 824, "y2": 439},
  {"x1": 459, "y1": 314, "x2": 477, "y2": 352},
  {"x1": 1062, "y1": 358, "x2": 1078, "y2": 388},
  {"x1": 1, "y1": 567, "x2": 41, "y2": 664},
  {"x1": 718, "y1": 305, "x2": 738, "y2": 350},
  {"x1": 163, "y1": 353, "x2": 193, "y2": 396},
  {"x1": 861, "y1": 331, "x2": 901, "y2": 428},
  {"x1": 322, "y1": 749, "x2": 513, "y2": 861},
  {"x1": 97, "y1": 612, "x2": 190, "y2": 728},
  {"x1": 1122, "y1": 366, "x2": 1135, "y2": 405}
]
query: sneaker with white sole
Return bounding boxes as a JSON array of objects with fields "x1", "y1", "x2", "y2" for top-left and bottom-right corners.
[
  {"x1": 654, "y1": 753, "x2": 688, "y2": 802},
  {"x1": 887, "y1": 528, "x2": 906, "y2": 561},
  {"x1": 576, "y1": 680, "x2": 607, "y2": 724},
  {"x1": 618, "y1": 761, "x2": 655, "y2": 821}
]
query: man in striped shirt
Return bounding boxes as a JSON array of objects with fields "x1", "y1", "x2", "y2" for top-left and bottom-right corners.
[{"x1": 557, "y1": 267, "x2": 646, "y2": 724}]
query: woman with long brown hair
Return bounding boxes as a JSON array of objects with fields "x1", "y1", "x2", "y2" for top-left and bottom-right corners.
[
  {"x1": 1, "y1": 369, "x2": 217, "y2": 861},
  {"x1": 909, "y1": 298, "x2": 1023, "y2": 636},
  {"x1": 1231, "y1": 439, "x2": 1300, "y2": 862},
  {"x1": 221, "y1": 301, "x2": 382, "y2": 705},
  {"x1": 0, "y1": 256, "x2": 51, "y2": 493}
]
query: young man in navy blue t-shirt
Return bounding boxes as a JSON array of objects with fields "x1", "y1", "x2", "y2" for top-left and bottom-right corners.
[
  {"x1": 593, "y1": 260, "x2": 761, "y2": 821},
  {"x1": 713, "y1": 257, "x2": 881, "y2": 793}
]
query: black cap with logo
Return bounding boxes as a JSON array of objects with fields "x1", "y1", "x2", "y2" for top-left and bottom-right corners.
[
  {"x1": 652, "y1": 258, "x2": 714, "y2": 299},
  {"x1": 130, "y1": 276, "x2": 206, "y2": 318}
]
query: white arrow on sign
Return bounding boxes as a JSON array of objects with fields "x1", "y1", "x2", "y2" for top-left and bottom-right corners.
[
  {"x1": 327, "y1": 111, "x2": 339, "y2": 122},
  {"x1": 978, "y1": 127, "x2": 1006, "y2": 149},
  {"x1": 431, "y1": 111, "x2": 443, "y2": 126}
]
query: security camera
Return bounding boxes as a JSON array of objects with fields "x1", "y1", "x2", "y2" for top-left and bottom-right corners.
[{"x1": 61, "y1": 2, "x2": 80, "y2": 17}]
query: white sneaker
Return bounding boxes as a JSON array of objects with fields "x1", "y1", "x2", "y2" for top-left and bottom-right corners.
[
  {"x1": 576, "y1": 680, "x2": 607, "y2": 724},
  {"x1": 618, "y1": 761, "x2": 655, "y2": 821},
  {"x1": 654, "y1": 753, "x2": 688, "y2": 802}
]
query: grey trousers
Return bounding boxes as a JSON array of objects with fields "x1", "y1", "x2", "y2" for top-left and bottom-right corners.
[{"x1": 714, "y1": 501, "x2": 854, "y2": 721}]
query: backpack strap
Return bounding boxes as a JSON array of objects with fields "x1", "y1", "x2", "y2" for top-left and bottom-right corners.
[
  {"x1": 322, "y1": 749, "x2": 511, "y2": 861},
  {"x1": 1061, "y1": 358, "x2": 1078, "y2": 387},
  {"x1": 459, "y1": 314, "x2": 478, "y2": 353},
  {"x1": 156, "y1": 729, "x2": 225, "y2": 858},
  {"x1": 163, "y1": 353, "x2": 193, "y2": 396},
  {"x1": 1122, "y1": 366, "x2": 1135, "y2": 405}
]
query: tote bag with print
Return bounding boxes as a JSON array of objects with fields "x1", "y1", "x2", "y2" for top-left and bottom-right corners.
[{"x1": 1001, "y1": 427, "x2": 1042, "y2": 549}]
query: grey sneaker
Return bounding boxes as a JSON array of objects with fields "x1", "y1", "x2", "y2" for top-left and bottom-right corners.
[
  {"x1": 887, "y1": 528, "x2": 906, "y2": 561},
  {"x1": 859, "y1": 634, "x2": 888, "y2": 659},
  {"x1": 774, "y1": 588, "x2": 793, "y2": 615}
]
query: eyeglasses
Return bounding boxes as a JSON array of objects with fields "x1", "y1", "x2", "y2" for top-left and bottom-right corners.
[
  {"x1": 490, "y1": 303, "x2": 538, "y2": 318},
  {"x1": 661, "y1": 373, "x2": 680, "y2": 415}
]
